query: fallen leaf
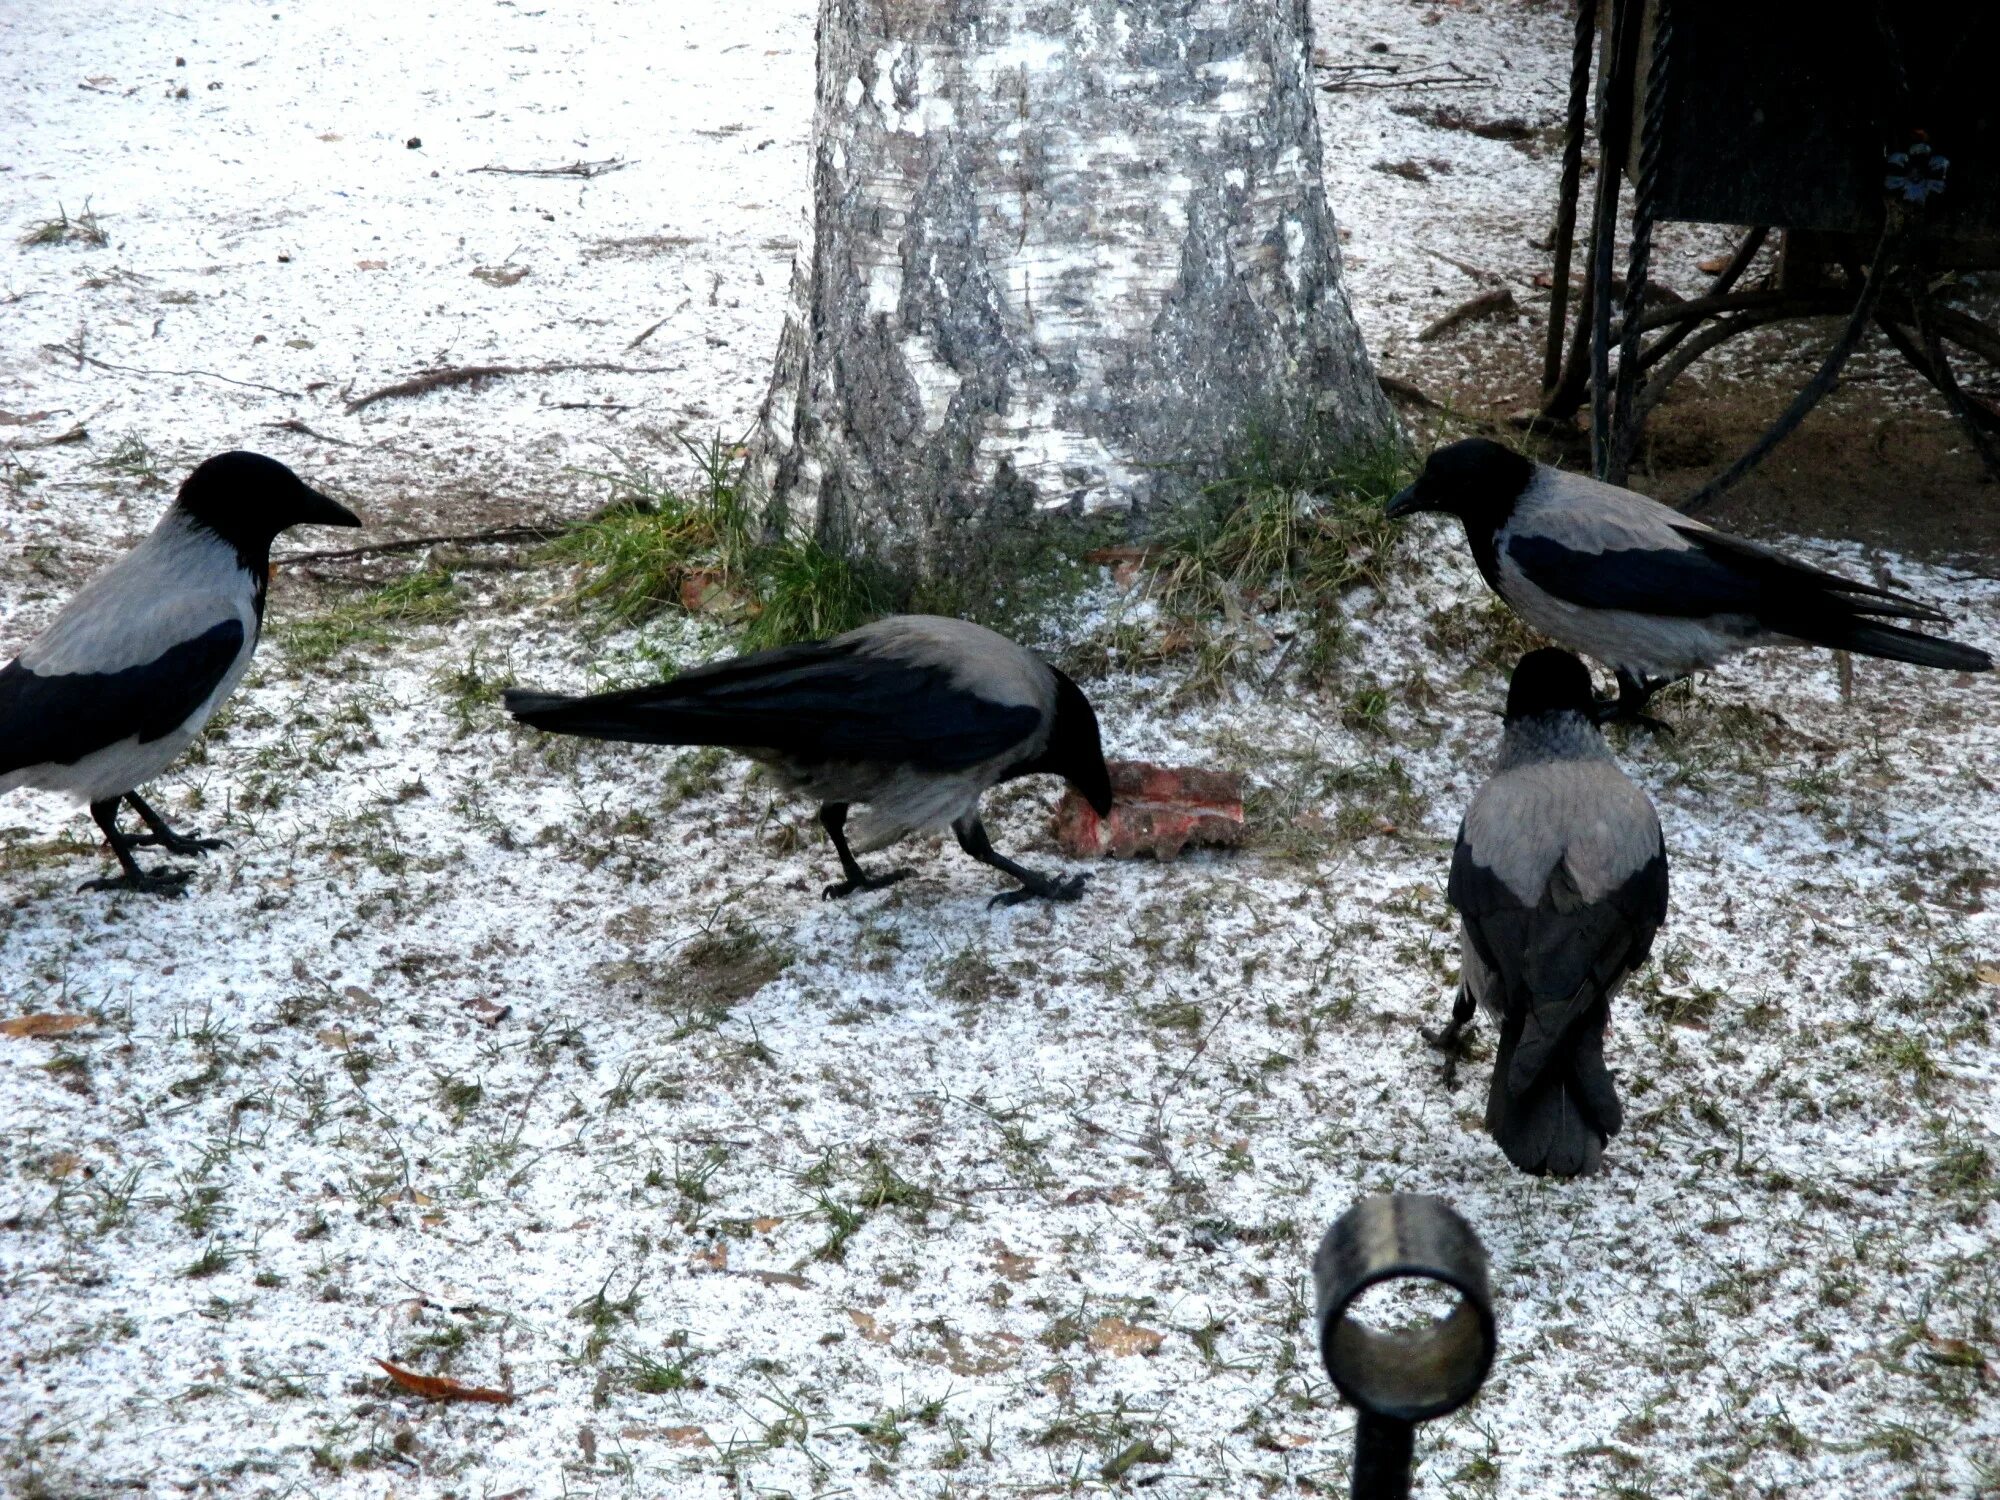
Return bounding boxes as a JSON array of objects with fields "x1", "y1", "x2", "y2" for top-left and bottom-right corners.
[
  {"x1": 316, "y1": 1027, "x2": 354, "y2": 1050},
  {"x1": 752, "y1": 1215, "x2": 783, "y2": 1232},
  {"x1": 378, "y1": 1187, "x2": 436, "y2": 1207},
  {"x1": 471, "y1": 265, "x2": 529, "y2": 287},
  {"x1": 692, "y1": 1242, "x2": 727, "y2": 1271},
  {"x1": 1922, "y1": 1334, "x2": 1994, "y2": 1377},
  {"x1": 1063, "y1": 1184, "x2": 1142, "y2": 1206},
  {"x1": 619, "y1": 1424, "x2": 713, "y2": 1446},
  {"x1": 1697, "y1": 252, "x2": 1731, "y2": 274},
  {"x1": 46, "y1": 1151, "x2": 83, "y2": 1179},
  {"x1": 1087, "y1": 1317, "x2": 1164, "y2": 1357},
  {"x1": 0, "y1": 410, "x2": 57, "y2": 426},
  {"x1": 931, "y1": 1329, "x2": 1023, "y2": 1375},
  {"x1": 848, "y1": 1308, "x2": 893, "y2": 1344},
  {"x1": 318, "y1": 132, "x2": 342, "y2": 141},
  {"x1": 1101, "y1": 1438, "x2": 1170, "y2": 1479},
  {"x1": 356, "y1": 259, "x2": 388, "y2": 271},
  {"x1": 460, "y1": 996, "x2": 510, "y2": 1027},
  {"x1": 374, "y1": 1358, "x2": 514, "y2": 1404},
  {"x1": 2, "y1": 1014, "x2": 94, "y2": 1038},
  {"x1": 730, "y1": 1268, "x2": 812, "y2": 1289},
  {"x1": 1975, "y1": 966, "x2": 2000, "y2": 987},
  {"x1": 988, "y1": 1239, "x2": 1035, "y2": 1282},
  {"x1": 678, "y1": 568, "x2": 756, "y2": 621}
]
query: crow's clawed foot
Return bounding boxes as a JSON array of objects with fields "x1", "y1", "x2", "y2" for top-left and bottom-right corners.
[
  {"x1": 822, "y1": 868, "x2": 914, "y2": 901},
  {"x1": 1591, "y1": 697, "x2": 1675, "y2": 737},
  {"x1": 988, "y1": 872, "x2": 1089, "y2": 909},
  {"x1": 79, "y1": 866, "x2": 193, "y2": 897},
  {"x1": 126, "y1": 830, "x2": 229, "y2": 856},
  {"x1": 1421, "y1": 1020, "x2": 1477, "y2": 1090}
]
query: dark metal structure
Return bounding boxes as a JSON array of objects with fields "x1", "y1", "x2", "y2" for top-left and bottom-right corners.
[
  {"x1": 1539, "y1": 0, "x2": 2000, "y2": 504},
  {"x1": 1313, "y1": 1195, "x2": 1498, "y2": 1500}
]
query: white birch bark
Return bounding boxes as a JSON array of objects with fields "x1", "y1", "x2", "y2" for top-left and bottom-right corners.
[{"x1": 752, "y1": 0, "x2": 1391, "y2": 577}]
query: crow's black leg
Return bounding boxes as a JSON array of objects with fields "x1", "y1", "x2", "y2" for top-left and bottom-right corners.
[
  {"x1": 952, "y1": 814, "x2": 1087, "y2": 909},
  {"x1": 1592, "y1": 668, "x2": 1678, "y2": 735},
  {"x1": 78, "y1": 798, "x2": 190, "y2": 896},
  {"x1": 123, "y1": 791, "x2": 228, "y2": 855},
  {"x1": 1421, "y1": 985, "x2": 1479, "y2": 1089},
  {"x1": 818, "y1": 803, "x2": 913, "y2": 900}
]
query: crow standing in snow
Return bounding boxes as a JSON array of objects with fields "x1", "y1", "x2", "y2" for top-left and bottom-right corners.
[
  {"x1": 0, "y1": 451, "x2": 362, "y2": 892},
  {"x1": 1387, "y1": 438, "x2": 1992, "y2": 723},
  {"x1": 505, "y1": 615, "x2": 1114, "y2": 906},
  {"x1": 1431, "y1": 649, "x2": 1668, "y2": 1178}
]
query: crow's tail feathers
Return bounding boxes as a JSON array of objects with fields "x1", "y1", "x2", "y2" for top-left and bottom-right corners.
[
  {"x1": 501, "y1": 685, "x2": 736, "y2": 747},
  {"x1": 1790, "y1": 617, "x2": 1993, "y2": 674},
  {"x1": 1486, "y1": 1012, "x2": 1621, "y2": 1178}
]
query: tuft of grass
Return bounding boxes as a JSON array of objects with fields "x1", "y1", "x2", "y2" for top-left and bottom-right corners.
[
  {"x1": 552, "y1": 432, "x2": 888, "y2": 647},
  {"x1": 1138, "y1": 435, "x2": 1413, "y2": 692},
  {"x1": 20, "y1": 201, "x2": 109, "y2": 248},
  {"x1": 739, "y1": 537, "x2": 888, "y2": 651},
  {"x1": 280, "y1": 564, "x2": 461, "y2": 667}
]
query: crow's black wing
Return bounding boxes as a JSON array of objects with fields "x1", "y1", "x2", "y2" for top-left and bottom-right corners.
[
  {"x1": 0, "y1": 619, "x2": 245, "y2": 775},
  {"x1": 1451, "y1": 833, "x2": 1666, "y2": 1102},
  {"x1": 505, "y1": 639, "x2": 1043, "y2": 772},
  {"x1": 1507, "y1": 525, "x2": 1949, "y2": 626}
]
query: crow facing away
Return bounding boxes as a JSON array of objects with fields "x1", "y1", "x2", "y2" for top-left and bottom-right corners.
[
  {"x1": 1388, "y1": 438, "x2": 1992, "y2": 723},
  {"x1": 505, "y1": 615, "x2": 1115, "y2": 906},
  {"x1": 0, "y1": 451, "x2": 362, "y2": 892},
  {"x1": 1431, "y1": 648, "x2": 1669, "y2": 1177}
]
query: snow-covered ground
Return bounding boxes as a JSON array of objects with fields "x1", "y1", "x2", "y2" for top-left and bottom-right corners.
[{"x1": 4, "y1": 3, "x2": 1999, "y2": 1498}]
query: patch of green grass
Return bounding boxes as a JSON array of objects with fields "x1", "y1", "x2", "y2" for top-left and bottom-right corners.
[
  {"x1": 1137, "y1": 434, "x2": 1412, "y2": 692},
  {"x1": 96, "y1": 432, "x2": 163, "y2": 485},
  {"x1": 20, "y1": 201, "x2": 108, "y2": 248},
  {"x1": 553, "y1": 433, "x2": 890, "y2": 648},
  {"x1": 280, "y1": 564, "x2": 462, "y2": 668},
  {"x1": 739, "y1": 536, "x2": 889, "y2": 650},
  {"x1": 570, "y1": 1278, "x2": 642, "y2": 1362}
]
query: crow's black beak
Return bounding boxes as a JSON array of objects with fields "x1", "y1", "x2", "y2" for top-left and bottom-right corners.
[
  {"x1": 1385, "y1": 483, "x2": 1424, "y2": 520},
  {"x1": 299, "y1": 484, "x2": 363, "y2": 528}
]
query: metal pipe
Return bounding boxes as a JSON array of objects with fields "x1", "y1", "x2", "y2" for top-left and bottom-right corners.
[{"x1": 1314, "y1": 1195, "x2": 1497, "y2": 1499}]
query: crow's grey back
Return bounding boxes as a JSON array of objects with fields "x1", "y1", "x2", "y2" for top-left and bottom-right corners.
[{"x1": 842, "y1": 615, "x2": 1054, "y2": 714}]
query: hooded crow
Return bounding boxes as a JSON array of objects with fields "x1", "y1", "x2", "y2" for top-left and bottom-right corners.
[
  {"x1": 504, "y1": 615, "x2": 1115, "y2": 906},
  {"x1": 1, "y1": 451, "x2": 362, "y2": 893},
  {"x1": 1387, "y1": 438, "x2": 1992, "y2": 722},
  {"x1": 1431, "y1": 648, "x2": 1668, "y2": 1178}
]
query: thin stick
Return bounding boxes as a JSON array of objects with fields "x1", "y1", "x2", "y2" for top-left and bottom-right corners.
[
  {"x1": 277, "y1": 523, "x2": 565, "y2": 565},
  {"x1": 469, "y1": 158, "x2": 632, "y2": 179},
  {"x1": 344, "y1": 361, "x2": 678, "y2": 413},
  {"x1": 40, "y1": 340, "x2": 300, "y2": 397}
]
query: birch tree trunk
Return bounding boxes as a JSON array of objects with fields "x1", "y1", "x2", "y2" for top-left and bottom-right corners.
[{"x1": 751, "y1": 0, "x2": 1391, "y2": 582}]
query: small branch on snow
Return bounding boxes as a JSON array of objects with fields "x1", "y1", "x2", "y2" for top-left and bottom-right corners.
[
  {"x1": 1377, "y1": 373, "x2": 1440, "y2": 409},
  {"x1": 469, "y1": 157, "x2": 633, "y2": 179},
  {"x1": 40, "y1": 336, "x2": 301, "y2": 397},
  {"x1": 1321, "y1": 61, "x2": 1486, "y2": 93},
  {"x1": 6, "y1": 423, "x2": 89, "y2": 450},
  {"x1": 1417, "y1": 287, "x2": 1519, "y2": 342},
  {"x1": 343, "y1": 361, "x2": 679, "y2": 413},
  {"x1": 276, "y1": 522, "x2": 567, "y2": 566},
  {"x1": 1420, "y1": 244, "x2": 1504, "y2": 285},
  {"x1": 263, "y1": 417, "x2": 363, "y2": 447}
]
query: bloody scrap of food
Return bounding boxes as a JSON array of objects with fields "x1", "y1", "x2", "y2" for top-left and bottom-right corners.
[{"x1": 1055, "y1": 760, "x2": 1245, "y2": 861}]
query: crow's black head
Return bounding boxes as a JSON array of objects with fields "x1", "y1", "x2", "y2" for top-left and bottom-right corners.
[
  {"x1": 1503, "y1": 648, "x2": 1597, "y2": 723},
  {"x1": 1042, "y1": 669, "x2": 1114, "y2": 816},
  {"x1": 175, "y1": 451, "x2": 362, "y2": 566},
  {"x1": 1385, "y1": 438, "x2": 1536, "y2": 535}
]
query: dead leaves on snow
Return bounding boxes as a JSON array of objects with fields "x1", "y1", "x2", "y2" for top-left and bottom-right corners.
[
  {"x1": 375, "y1": 1358, "x2": 514, "y2": 1404},
  {"x1": 2, "y1": 1013, "x2": 95, "y2": 1038},
  {"x1": 1087, "y1": 1317, "x2": 1165, "y2": 1358}
]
